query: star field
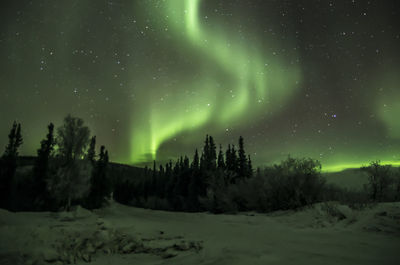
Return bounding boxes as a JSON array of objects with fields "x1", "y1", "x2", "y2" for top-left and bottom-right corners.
[{"x1": 0, "y1": 0, "x2": 399, "y2": 171}]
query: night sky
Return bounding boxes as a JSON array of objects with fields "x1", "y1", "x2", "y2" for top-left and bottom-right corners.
[{"x1": 1, "y1": 0, "x2": 399, "y2": 171}]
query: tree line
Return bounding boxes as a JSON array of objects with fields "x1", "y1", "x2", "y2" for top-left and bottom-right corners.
[
  {"x1": 114, "y1": 135, "x2": 254, "y2": 212},
  {"x1": 0, "y1": 115, "x2": 399, "y2": 213}
]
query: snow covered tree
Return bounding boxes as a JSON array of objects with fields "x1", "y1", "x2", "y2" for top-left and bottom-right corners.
[
  {"x1": 57, "y1": 114, "x2": 90, "y2": 162},
  {"x1": 47, "y1": 115, "x2": 91, "y2": 211},
  {"x1": 48, "y1": 159, "x2": 92, "y2": 211}
]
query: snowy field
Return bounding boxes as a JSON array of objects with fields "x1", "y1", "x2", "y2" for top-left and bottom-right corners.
[{"x1": 0, "y1": 201, "x2": 399, "y2": 265}]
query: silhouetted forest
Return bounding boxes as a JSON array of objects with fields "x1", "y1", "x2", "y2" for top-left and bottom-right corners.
[{"x1": 0, "y1": 116, "x2": 399, "y2": 213}]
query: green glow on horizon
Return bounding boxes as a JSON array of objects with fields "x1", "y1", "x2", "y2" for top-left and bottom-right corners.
[
  {"x1": 130, "y1": 0, "x2": 301, "y2": 163},
  {"x1": 322, "y1": 160, "x2": 400, "y2": 173}
]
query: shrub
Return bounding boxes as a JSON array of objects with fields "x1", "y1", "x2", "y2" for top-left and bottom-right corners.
[{"x1": 260, "y1": 157, "x2": 325, "y2": 211}]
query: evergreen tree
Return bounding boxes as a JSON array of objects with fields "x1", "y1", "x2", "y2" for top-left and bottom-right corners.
[
  {"x1": 3, "y1": 122, "x2": 23, "y2": 158},
  {"x1": 87, "y1": 145, "x2": 110, "y2": 209},
  {"x1": 247, "y1": 155, "x2": 253, "y2": 178},
  {"x1": 165, "y1": 161, "x2": 172, "y2": 178},
  {"x1": 225, "y1": 144, "x2": 232, "y2": 170},
  {"x1": 217, "y1": 144, "x2": 225, "y2": 169},
  {"x1": 226, "y1": 144, "x2": 238, "y2": 172},
  {"x1": 173, "y1": 160, "x2": 181, "y2": 176},
  {"x1": 86, "y1": 136, "x2": 96, "y2": 164},
  {"x1": 231, "y1": 145, "x2": 238, "y2": 172},
  {"x1": 189, "y1": 150, "x2": 201, "y2": 211},
  {"x1": 191, "y1": 149, "x2": 199, "y2": 171},
  {"x1": 153, "y1": 160, "x2": 157, "y2": 176},
  {"x1": 159, "y1": 164, "x2": 165, "y2": 176},
  {"x1": 33, "y1": 123, "x2": 55, "y2": 209},
  {"x1": 144, "y1": 165, "x2": 149, "y2": 178},
  {"x1": 157, "y1": 164, "x2": 165, "y2": 198},
  {"x1": 165, "y1": 160, "x2": 175, "y2": 203},
  {"x1": 226, "y1": 144, "x2": 239, "y2": 183},
  {"x1": 238, "y1": 136, "x2": 247, "y2": 178},
  {"x1": 201, "y1": 135, "x2": 210, "y2": 171},
  {"x1": 183, "y1": 156, "x2": 190, "y2": 171},
  {"x1": 0, "y1": 122, "x2": 23, "y2": 208},
  {"x1": 151, "y1": 160, "x2": 157, "y2": 197},
  {"x1": 209, "y1": 136, "x2": 217, "y2": 170},
  {"x1": 200, "y1": 151, "x2": 205, "y2": 172},
  {"x1": 181, "y1": 156, "x2": 190, "y2": 193}
]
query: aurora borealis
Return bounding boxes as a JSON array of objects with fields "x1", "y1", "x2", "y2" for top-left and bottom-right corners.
[{"x1": 0, "y1": 0, "x2": 399, "y2": 171}]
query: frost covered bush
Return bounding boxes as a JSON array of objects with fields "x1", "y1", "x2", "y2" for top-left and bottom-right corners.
[
  {"x1": 200, "y1": 157, "x2": 326, "y2": 213},
  {"x1": 245, "y1": 157, "x2": 325, "y2": 212},
  {"x1": 47, "y1": 159, "x2": 92, "y2": 211}
]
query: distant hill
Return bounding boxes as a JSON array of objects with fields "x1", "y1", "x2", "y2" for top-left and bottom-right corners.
[
  {"x1": 322, "y1": 168, "x2": 369, "y2": 190},
  {"x1": 323, "y1": 166, "x2": 400, "y2": 190},
  {"x1": 16, "y1": 156, "x2": 147, "y2": 183}
]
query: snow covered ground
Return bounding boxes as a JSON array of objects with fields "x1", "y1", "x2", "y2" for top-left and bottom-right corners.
[{"x1": 0, "y1": 201, "x2": 399, "y2": 265}]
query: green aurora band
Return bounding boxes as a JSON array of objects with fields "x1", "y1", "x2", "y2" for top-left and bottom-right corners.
[
  {"x1": 0, "y1": 0, "x2": 399, "y2": 173},
  {"x1": 130, "y1": 0, "x2": 301, "y2": 163}
]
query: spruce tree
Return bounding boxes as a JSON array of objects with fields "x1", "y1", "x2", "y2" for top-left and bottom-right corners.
[
  {"x1": 179, "y1": 156, "x2": 184, "y2": 171},
  {"x1": 3, "y1": 122, "x2": 17, "y2": 158},
  {"x1": 165, "y1": 160, "x2": 176, "y2": 203},
  {"x1": 229, "y1": 144, "x2": 239, "y2": 183},
  {"x1": 189, "y1": 149, "x2": 201, "y2": 211},
  {"x1": 201, "y1": 135, "x2": 210, "y2": 170},
  {"x1": 191, "y1": 149, "x2": 199, "y2": 171},
  {"x1": 183, "y1": 156, "x2": 190, "y2": 171},
  {"x1": 86, "y1": 136, "x2": 96, "y2": 164},
  {"x1": 231, "y1": 145, "x2": 238, "y2": 172},
  {"x1": 165, "y1": 161, "x2": 172, "y2": 178},
  {"x1": 3, "y1": 122, "x2": 23, "y2": 158},
  {"x1": 159, "y1": 164, "x2": 165, "y2": 176},
  {"x1": 247, "y1": 155, "x2": 253, "y2": 178},
  {"x1": 33, "y1": 123, "x2": 55, "y2": 209},
  {"x1": 157, "y1": 164, "x2": 165, "y2": 198},
  {"x1": 238, "y1": 136, "x2": 247, "y2": 178},
  {"x1": 209, "y1": 136, "x2": 217, "y2": 170},
  {"x1": 226, "y1": 144, "x2": 238, "y2": 172},
  {"x1": 173, "y1": 160, "x2": 181, "y2": 176},
  {"x1": 0, "y1": 122, "x2": 23, "y2": 208},
  {"x1": 87, "y1": 145, "x2": 110, "y2": 209},
  {"x1": 225, "y1": 144, "x2": 232, "y2": 170},
  {"x1": 217, "y1": 144, "x2": 225, "y2": 169},
  {"x1": 181, "y1": 156, "x2": 190, "y2": 199},
  {"x1": 151, "y1": 160, "x2": 157, "y2": 197}
]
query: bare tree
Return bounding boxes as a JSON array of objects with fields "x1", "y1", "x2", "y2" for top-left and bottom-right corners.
[
  {"x1": 57, "y1": 115, "x2": 90, "y2": 162},
  {"x1": 47, "y1": 115, "x2": 91, "y2": 211}
]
